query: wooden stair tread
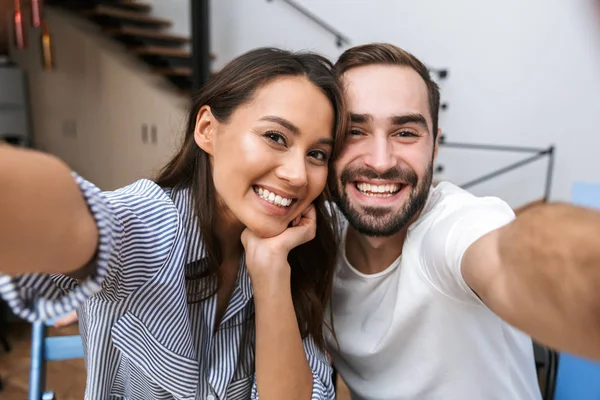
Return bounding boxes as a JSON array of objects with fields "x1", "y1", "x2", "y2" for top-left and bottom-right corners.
[
  {"x1": 131, "y1": 46, "x2": 216, "y2": 60},
  {"x1": 117, "y1": 0, "x2": 152, "y2": 12},
  {"x1": 131, "y1": 46, "x2": 190, "y2": 58},
  {"x1": 154, "y1": 67, "x2": 192, "y2": 76},
  {"x1": 86, "y1": 4, "x2": 171, "y2": 27},
  {"x1": 104, "y1": 26, "x2": 189, "y2": 43}
]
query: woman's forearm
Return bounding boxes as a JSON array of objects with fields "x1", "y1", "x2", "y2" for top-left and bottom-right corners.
[
  {"x1": 0, "y1": 146, "x2": 98, "y2": 275},
  {"x1": 253, "y1": 269, "x2": 313, "y2": 399}
]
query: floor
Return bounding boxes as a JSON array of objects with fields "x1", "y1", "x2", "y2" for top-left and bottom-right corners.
[
  {"x1": 0, "y1": 321, "x2": 351, "y2": 399},
  {"x1": 0, "y1": 322, "x2": 87, "y2": 399}
]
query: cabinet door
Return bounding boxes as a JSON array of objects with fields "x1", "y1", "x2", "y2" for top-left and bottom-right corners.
[
  {"x1": 64, "y1": 42, "x2": 114, "y2": 189},
  {"x1": 150, "y1": 88, "x2": 188, "y2": 175},
  {"x1": 104, "y1": 58, "x2": 161, "y2": 189},
  {"x1": 56, "y1": 74, "x2": 98, "y2": 183}
]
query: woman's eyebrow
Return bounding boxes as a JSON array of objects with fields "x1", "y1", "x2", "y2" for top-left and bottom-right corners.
[
  {"x1": 260, "y1": 115, "x2": 333, "y2": 146},
  {"x1": 259, "y1": 116, "x2": 299, "y2": 134}
]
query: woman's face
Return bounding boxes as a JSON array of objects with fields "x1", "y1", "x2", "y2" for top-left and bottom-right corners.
[{"x1": 195, "y1": 76, "x2": 335, "y2": 238}]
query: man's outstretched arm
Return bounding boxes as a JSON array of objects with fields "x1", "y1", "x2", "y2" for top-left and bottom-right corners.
[{"x1": 463, "y1": 202, "x2": 600, "y2": 359}]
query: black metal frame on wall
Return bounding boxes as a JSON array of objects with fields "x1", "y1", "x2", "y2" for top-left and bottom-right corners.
[{"x1": 438, "y1": 136, "x2": 556, "y2": 201}]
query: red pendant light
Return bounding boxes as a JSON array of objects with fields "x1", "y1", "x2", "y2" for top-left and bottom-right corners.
[
  {"x1": 31, "y1": 0, "x2": 41, "y2": 27},
  {"x1": 13, "y1": 0, "x2": 26, "y2": 49}
]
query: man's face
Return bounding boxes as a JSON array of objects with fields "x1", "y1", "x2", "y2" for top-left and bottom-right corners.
[{"x1": 334, "y1": 65, "x2": 438, "y2": 237}]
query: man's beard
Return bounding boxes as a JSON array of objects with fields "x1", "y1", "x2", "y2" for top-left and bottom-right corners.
[{"x1": 334, "y1": 163, "x2": 433, "y2": 237}]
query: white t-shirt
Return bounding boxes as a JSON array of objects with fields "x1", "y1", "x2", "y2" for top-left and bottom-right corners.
[{"x1": 326, "y1": 182, "x2": 541, "y2": 400}]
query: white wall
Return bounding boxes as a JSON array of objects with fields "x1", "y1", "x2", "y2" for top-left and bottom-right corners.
[
  {"x1": 154, "y1": 0, "x2": 600, "y2": 206},
  {"x1": 145, "y1": 0, "x2": 191, "y2": 37}
]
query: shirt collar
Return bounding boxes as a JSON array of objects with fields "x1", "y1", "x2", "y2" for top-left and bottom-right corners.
[{"x1": 169, "y1": 185, "x2": 254, "y2": 300}]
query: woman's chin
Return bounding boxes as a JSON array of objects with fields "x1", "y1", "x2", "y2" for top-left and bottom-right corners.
[{"x1": 245, "y1": 221, "x2": 289, "y2": 239}]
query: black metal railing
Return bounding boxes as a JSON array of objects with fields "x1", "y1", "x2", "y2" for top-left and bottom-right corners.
[
  {"x1": 267, "y1": 0, "x2": 350, "y2": 47},
  {"x1": 191, "y1": 0, "x2": 211, "y2": 90},
  {"x1": 438, "y1": 136, "x2": 555, "y2": 201}
]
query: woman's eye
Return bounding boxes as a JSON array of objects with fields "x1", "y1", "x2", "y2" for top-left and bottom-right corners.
[
  {"x1": 308, "y1": 150, "x2": 329, "y2": 163},
  {"x1": 265, "y1": 131, "x2": 287, "y2": 145},
  {"x1": 349, "y1": 129, "x2": 362, "y2": 136}
]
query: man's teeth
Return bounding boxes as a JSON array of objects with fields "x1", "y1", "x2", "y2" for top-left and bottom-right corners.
[
  {"x1": 356, "y1": 182, "x2": 401, "y2": 197},
  {"x1": 255, "y1": 187, "x2": 293, "y2": 207}
]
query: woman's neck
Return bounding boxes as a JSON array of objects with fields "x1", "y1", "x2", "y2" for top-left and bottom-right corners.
[{"x1": 215, "y1": 204, "x2": 244, "y2": 262}]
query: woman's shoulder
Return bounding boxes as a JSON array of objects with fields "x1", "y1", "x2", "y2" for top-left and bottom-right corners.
[
  {"x1": 75, "y1": 174, "x2": 183, "y2": 248},
  {"x1": 102, "y1": 178, "x2": 175, "y2": 206}
]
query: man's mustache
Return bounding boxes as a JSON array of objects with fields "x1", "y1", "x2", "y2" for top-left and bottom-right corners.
[{"x1": 340, "y1": 166, "x2": 418, "y2": 187}]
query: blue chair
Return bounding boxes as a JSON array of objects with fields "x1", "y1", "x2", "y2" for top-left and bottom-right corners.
[
  {"x1": 554, "y1": 354, "x2": 600, "y2": 400},
  {"x1": 551, "y1": 181, "x2": 600, "y2": 400},
  {"x1": 28, "y1": 316, "x2": 84, "y2": 400},
  {"x1": 571, "y1": 181, "x2": 600, "y2": 210}
]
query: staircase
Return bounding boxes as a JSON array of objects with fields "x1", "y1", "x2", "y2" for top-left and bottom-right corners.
[{"x1": 46, "y1": 0, "x2": 197, "y2": 91}]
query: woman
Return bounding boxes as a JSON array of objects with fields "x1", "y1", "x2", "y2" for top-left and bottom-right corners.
[{"x1": 0, "y1": 48, "x2": 346, "y2": 399}]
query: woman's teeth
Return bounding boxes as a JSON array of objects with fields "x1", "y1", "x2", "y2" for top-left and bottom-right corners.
[
  {"x1": 255, "y1": 187, "x2": 293, "y2": 207},
  {"x1": 356, "y1": 182, "x2": 402, "y2": 197}
]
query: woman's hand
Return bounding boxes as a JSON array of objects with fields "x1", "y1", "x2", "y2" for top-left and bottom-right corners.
[
  {"x1": 241, "y1": 205, "x2": 317, "y2": 294},
  {"x1": 53, "y1": 310, "x2": 79, "y2": 328},
  {"x1": 246, "y1": 205, "x2": 318, "y2": 399}
]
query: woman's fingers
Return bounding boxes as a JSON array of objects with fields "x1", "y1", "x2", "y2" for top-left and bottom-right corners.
[
  {"x1": 278, "y1": 205, "x2": 317, "y2": 250},
  {"x1": 53, "y1": 310, "x2": 79, "y2": 328},
  {"x1": 241, "y1": 204, "x2": 318, "y2": 265}
]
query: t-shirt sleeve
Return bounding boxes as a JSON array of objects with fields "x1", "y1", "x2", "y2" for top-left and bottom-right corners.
[
  {"x1": 0, "y1": 173, "x2": 180, "y2": 322},
  {"x1": 419, "y1": 196, "x2": 515, "y2": 304}
]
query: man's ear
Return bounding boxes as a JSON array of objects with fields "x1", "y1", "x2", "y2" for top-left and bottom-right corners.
[
  {"x1": 194, "y1": 105, "x2": 218, "y2": 155},
  {"x1": 433, "y1": 128, "x2": 441, "y2": 161}
]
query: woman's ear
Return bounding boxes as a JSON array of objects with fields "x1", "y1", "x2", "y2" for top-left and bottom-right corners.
[{"x1": 194, "y1": 105, "x2": 218, "y2": 155}]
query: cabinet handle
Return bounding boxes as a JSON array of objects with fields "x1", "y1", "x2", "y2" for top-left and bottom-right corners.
[
  {"x1": 141, "y1": 123, "x2": 148, "y2": 143},
  {"x1": 151, "y1": 124, "x2": 157, "y2": 144}
]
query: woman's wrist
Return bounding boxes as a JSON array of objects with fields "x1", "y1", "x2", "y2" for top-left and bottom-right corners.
[{"x1": 250, "y1": 262, "x2": 292, "y2": 302}]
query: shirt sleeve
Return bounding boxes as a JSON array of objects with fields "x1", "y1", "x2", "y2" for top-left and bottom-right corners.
[
  {"x1": 250, "y1": 335, "x2": 335, "y2": 399},
  {"x1": 419, "y1": 196, "x2": 515, "y2": 304},
  {"x1": 0, "y1": 173, "x2": 180, "y2": 323}
]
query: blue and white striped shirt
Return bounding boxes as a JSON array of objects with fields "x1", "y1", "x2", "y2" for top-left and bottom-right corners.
[{"x1": 0, "y1": 175, "x2": 334, "y2": 399}]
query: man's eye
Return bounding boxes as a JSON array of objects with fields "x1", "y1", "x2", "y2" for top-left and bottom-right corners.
[{"x1": 394, "y1": 131, "x2": 418, "y2": 137}]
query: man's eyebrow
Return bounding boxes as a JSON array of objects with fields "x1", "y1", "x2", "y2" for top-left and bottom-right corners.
[
  {"x1": 350, "y1": 113, "x2": 373, "y2": 124},
  {"x1": 259, "y1": 116, "x2": 299, "y2": 134},
  {"x1": 389, "y1": 113, "x2": 429, "y2": 130}
]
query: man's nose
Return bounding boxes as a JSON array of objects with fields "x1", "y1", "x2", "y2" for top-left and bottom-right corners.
[{"x1": 363, "y1": 136, "x2": 397, "y2": 173}]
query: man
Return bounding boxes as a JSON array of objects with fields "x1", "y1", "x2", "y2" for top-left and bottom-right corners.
[{"x1": 326, "y1": 43, "x2": 600, "y2": 399}]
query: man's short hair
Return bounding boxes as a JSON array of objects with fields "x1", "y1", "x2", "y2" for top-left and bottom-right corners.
[{"x1": 334, "y1": 43, "x2": 441, "y2": 139}]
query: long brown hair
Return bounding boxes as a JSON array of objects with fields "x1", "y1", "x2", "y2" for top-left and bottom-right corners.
[{"x1": 156, "y1": 48, "x2": 346, "y2": 349}]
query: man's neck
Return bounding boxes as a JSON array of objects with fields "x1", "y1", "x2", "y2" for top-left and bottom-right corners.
[{"x1": 345, "y1": 227, "x2": 408, "y2": 275}]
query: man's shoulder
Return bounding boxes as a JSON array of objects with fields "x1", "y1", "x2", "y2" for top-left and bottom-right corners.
[
  {"x1": 430, "y1": 181, "x2": 480, "y2": 204},
  {"x1": 418, "y1": 181, "x2": 514, "y2": 226}
]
